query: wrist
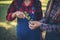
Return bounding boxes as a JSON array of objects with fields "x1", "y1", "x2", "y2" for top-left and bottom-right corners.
[
  {"x1": 40, "y1": 23, "x2": 43, "y2": 26},
  {"x1": 12, "y1": 13, "x2": 16, "y2": 18}
]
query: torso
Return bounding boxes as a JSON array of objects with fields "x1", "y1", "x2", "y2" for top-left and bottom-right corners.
[{"x1": 17, "y1": 1, "x2": 36, "y2": 22}]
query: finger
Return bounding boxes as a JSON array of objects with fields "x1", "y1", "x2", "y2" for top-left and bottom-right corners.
[
  {"x1": 29, "y1": 21, "x2": 35, "y2": 25},
  {"x1": 29, "y1": 24, "x2": 34, "y2": 28},
  {"x1": 15, "y1": 11, "x2": 20, "y2": 14},
  {"x1": 29, "y1": 23, "x2": 36, "y2": 30},
  {"x1": 29, "y1": 23, "x2": 32, "y2": 27},
  {"x1": 17, "y1": 13, "x2": 24, "y2": 18},
  {"x1": 30, "y1": 23, "x2": 37, "y2": 27},
  {"x1": 29, "y1": 24, "x2": 33, "y2": 29},
  {"x1": 30, "y1": 24, "x2": 36, "y2": 29},
  {"x1": 29, "y1": 25, "x2": 34, "y2": 30}
]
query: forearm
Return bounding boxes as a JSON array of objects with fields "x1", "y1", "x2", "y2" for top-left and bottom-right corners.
[{"x1": 6, "y1": 12, "x2": 16, "y2": 21}]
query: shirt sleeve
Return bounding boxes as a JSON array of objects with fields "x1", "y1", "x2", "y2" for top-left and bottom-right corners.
[
  {"x1": 6, "y1": 0, "x2": 17, "y2": 21},
  {"x1": 40, "y1": 23, "x2": 60, "y2": 32},
  {"x1": 40, "y1": 17, "x2": 46, "y2": 23}
]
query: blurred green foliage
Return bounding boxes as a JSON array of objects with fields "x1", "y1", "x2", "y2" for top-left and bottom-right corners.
[
  {"x1": 0, "y1": 26, "x2": 16, "y2": 40},
  {"x1": 0, "y1": 4, "x2": 9, "y2": 22}
]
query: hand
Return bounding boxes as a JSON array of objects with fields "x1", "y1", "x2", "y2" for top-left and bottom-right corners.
[
  {"x1": 29, "y1": 21, "x2": 40, "y2": 30},
  {"x1": 14, "y1": 11, "x2": 25, "y2": 18}
]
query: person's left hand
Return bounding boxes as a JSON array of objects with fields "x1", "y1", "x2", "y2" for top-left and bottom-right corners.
[{"x1": 29, "y1": 21, "x2": 40, "y2": 30}]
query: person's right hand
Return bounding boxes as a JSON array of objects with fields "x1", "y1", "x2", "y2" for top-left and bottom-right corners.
[
  {"x1": 14, "y1": 11, "x2": 25, "y2": 18},
  {"x1": 29, "y1": 21, "x2": 40, "y2": 30}
]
